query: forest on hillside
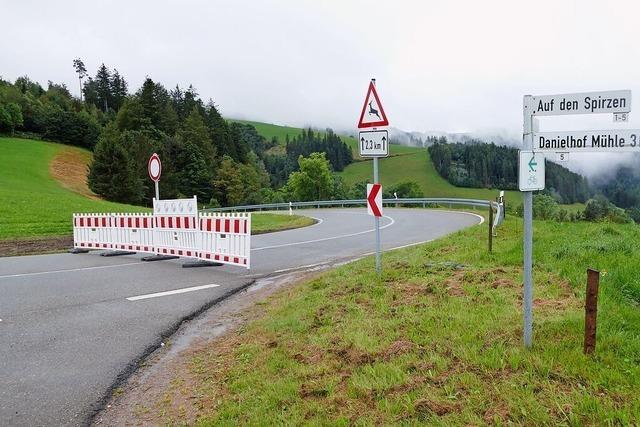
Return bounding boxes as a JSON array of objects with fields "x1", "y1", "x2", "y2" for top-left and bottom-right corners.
[
  {"x1": 428, "y1": 138, "x2": 591, "y2": 204},
  {"x1": 0, "y1": 61, "x2": 355, "y2": 207}
]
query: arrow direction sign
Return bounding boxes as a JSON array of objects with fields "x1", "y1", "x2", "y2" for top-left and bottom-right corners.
[
  {"x1": 519, "y1": 151, "x2": 545, "y2": 191},
  {"x1": 531, "y1": 90, "x2": 631, "y2": 116},
  {"x1": 533, "y1": 129, "x2": 640, "y2": 152},
  {"x1": 367, "y1": 183, "x2": 383, "y2": 217},
  {"x1": 359, "y1": 130, "x2": 389, "y2": 157}
]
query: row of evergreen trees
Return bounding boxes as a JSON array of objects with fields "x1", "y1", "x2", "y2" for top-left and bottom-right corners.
[
  {"x1": 263, "y1": 128, "x2": 353, "y2": 188},
  {"x1": 1, "y1": 60, "x2": 354, "y2": 207},
  {"x1": 0, "y1": 77, "x2": 100, "y2": 148},
  {"x1": 428, "y1": 139, "x2": 591, "y2": 204}
]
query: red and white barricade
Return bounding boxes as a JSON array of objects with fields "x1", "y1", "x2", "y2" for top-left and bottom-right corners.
[
  {"x1": 72, "y1": 196, "x2": 252, "y2": 269},
  {"x1": 111, "y1": 213, "x2": 155, "y2": 253},
  {"x1": 198, "y1": 212, "x2": 251, "y2": 269},
  {"x1": 152, "y1": 197, "x2": 200, "y2": 259},
  {"x1": 72, "y1": 213, "x2": 114, "y2": 249}
]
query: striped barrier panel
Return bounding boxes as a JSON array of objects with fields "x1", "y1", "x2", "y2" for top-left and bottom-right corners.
[
  {"x1": 152, "y1": 197, "x2": 200, "y2": 259},
  {"x1": 111, "y1": 213, "x2": 155, "y2": 253},
  {"x1": 72, "y1": 197, "x2": 252, "y2": 269},
  {"x1": 198, "y1": 212, "x2": 251, "y2": 269},
  {"x1": 73, "y1": 213, "x2": 114, "y2": 249}
]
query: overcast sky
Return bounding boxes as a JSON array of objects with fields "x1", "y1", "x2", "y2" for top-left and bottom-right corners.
[{"x1": 2, "y1": 0, "x2": 640, "y2": 151}]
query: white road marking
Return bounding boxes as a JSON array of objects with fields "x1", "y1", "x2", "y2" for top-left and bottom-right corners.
[
  {"x1": 126, "y1": 284, "x2": 220, "y2": 301},
  {"x1": 253, "y1": 215, "x2": 395, "y2": 250},
  {"x1": 0, "y1": 262, "x2": 143, "y2": 279}
]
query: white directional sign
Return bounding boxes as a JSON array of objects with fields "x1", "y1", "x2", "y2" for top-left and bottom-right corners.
[
  {"x1": 533, "y1": 129, "x2": 640, "y2": 152},
  {"x1": 531, "y1": 90, "x2": 631, "y2": 116},
  {"x1": 518, "y1": 151, "x2": 545, "y2": 191},
  {"x1": 359, "y1": 130, "x2": 389, "y2": 157}
]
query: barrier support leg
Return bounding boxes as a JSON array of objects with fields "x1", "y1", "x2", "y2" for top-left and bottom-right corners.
[
  {"x1": 69, "y1": 248, "x2": 90, "y2": 254},
  {"x1": 141, "y1": 254, "x2": 180, "y2": 262},
  {"x1": 101, "y1": 250, "x2": 136, "y2": 257},
  {"x1": 182, "y1": 260, "x2": 224, "y2": 268}
]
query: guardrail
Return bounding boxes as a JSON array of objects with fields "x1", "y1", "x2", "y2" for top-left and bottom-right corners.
[
  {"x1": 204, "y1": 198, "x2": 497, "y2": 212},
  {"x1": 204, "y1": 197, "x2": 505, "y2": 244}
]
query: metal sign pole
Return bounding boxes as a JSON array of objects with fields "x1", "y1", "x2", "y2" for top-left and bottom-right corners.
[
  {"x1": 523, "y1": 95, "x2": 534, "y2": 348},
  {"x1": 155, "y1": 181, "x2": 160, "y2": 201},
  {"x1": 373, "y1": 156, "x2": 381, "y2": 273}
]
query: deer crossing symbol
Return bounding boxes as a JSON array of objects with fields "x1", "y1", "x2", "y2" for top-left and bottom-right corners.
[{"x1": 368, "y1": 101, "x2": 381, "y2": 120}]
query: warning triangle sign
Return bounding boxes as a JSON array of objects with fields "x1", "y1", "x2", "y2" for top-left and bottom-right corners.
[{"x1": 357, "y1": 81, "x2": 389, "y2": 128}]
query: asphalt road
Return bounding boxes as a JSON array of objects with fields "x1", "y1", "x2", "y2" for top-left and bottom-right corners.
[{"x1": 0, "y1": 208, "x2": 482, "y2": 426}]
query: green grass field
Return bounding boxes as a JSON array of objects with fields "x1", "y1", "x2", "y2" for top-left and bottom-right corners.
[
  {"x1": 0, "y1": 137, "x2": 145, "y2": 239},
  {"x1": 149, "y1": 216, "x2": 640, "y2": 425},
  {"x1": 340, "y1": 150, "x2": 522, "y2": 201},
  {"x1": 228, "y1": 119, "x2": 522, "y2": 202},
  {"x1": 252, "y1": 213, "x2": 316, "y2": 234},
  {"x1": 228, "y1": 119, "x2": 423, "y2": 160},
  {"x1": 0, "y1": 137, "x2": 315, "y2": 241}
]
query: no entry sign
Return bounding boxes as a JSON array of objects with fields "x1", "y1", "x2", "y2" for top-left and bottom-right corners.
[{"x1": 148, "y1": 153, "x2": 162, "y2": 182}]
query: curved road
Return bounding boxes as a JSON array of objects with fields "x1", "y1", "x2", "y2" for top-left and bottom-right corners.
[{"x1": 0, "y1": 208, "x2": 482, "y2": 426}]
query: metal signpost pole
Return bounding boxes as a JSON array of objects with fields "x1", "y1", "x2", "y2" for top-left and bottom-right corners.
[
  {"x1": 373, "y1": 156, "x2": 381, "y2": 273},
  {"x1": 358, "y1": 78, "x2": 388, "y2": 275},
  {"x1": 155, "y1": 181, "x2": 160, "y2": 201},
  {"x1": 523, "y1": 95, "x2": 534, "y2": 348}
]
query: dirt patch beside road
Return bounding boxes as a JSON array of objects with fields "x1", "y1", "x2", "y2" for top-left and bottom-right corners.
[{"x1": 0, "y1": 236, "x2": 72, "y2": 257}]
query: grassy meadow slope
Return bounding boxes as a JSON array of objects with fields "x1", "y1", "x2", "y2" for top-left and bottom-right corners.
[
  {"x1": 0, "y1": 137, "x2": 316, "y2": 243},
  {"x1": 0, "y1": 137, "x2": 145, "y2": 239},
  {"x1": 340, "y1": 150, "x2": 522, "y2": 201},
  {"x1": 230, "y1": 120, "x2": 522, "y2": 202}
]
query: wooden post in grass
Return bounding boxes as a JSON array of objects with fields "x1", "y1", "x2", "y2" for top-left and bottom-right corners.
[
  {"x1": 488, "y1": 203, "x2": 493, "y2": 253},
  {"x1": 584, "y1": 269, "x2": 600, "y2": 355}
]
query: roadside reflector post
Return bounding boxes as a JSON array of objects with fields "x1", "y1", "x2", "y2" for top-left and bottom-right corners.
[
  {"x1": 584, "y1": 268, "x2": 600, "y2": 355},
  {"x1": 488, "y1": 203, "x2": 493, "y2": 253}
]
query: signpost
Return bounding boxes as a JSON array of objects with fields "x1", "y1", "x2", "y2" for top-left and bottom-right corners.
[
  {"x1": 530, "y1": 90, "x2": 631, "y2": 116},
  {"x1": 518, "y1": 151, "x2": 545, "y2": 191},
  {"x1": 520, "y1": 89, "x2": 633, "y2": 348},
  {"x1": 358, "y1": 79, "x2": 389, "y2": 273},
  {"x1": 533, "y1": 129, "x2": 640, "y2": 152},
  {"x1": 148, "y1": 153, "x2": 161, "y2": 201}
]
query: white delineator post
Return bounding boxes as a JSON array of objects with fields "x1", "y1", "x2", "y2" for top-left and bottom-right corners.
[{"x1": 523, "y1": 95, "x2": 534, "y2": 348}]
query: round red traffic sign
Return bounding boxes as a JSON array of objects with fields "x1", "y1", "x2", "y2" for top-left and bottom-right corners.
[{"x1": 148, "y1": 153, "x2": 161, "y2": 182}]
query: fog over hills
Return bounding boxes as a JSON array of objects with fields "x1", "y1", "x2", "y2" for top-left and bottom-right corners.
[{"x1": 379, "y1": 126, "x2": 640, "y2": 182}]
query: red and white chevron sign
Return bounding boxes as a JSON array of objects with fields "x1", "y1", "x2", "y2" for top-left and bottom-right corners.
[{"x1": 367, "y1": 183, "x2": 383, "y2": 217}]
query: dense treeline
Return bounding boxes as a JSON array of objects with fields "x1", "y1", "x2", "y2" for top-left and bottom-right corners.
[
  {"x1": 264, "y1": 129, "x2": 353, "y2": 187},
  {"x1": 428, "y1": 139, "x2": 591, "y2": 204},
  {"x1": 0, "y1": 77, "x2": 100, "y2": 148},
  {"x1": 0, "y1": 60, "x2": 354, "y2": 207}
]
